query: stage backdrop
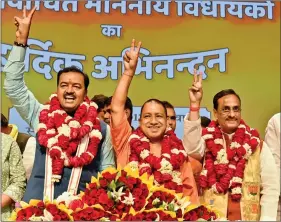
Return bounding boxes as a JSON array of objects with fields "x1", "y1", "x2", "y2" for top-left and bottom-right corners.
[{"x1": 1, "y1": 0, "x2": 280, "y2": 138}]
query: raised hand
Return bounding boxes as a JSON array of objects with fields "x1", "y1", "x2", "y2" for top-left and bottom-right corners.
[
  {"x1": 123, "y1": 39, "x2": 142, "y2": 76},
  {"x1": 189, "y1": 69, "x2": 203, "y2": 105},
  {"x1": 14, "y1": 6, "x2": 37, "y2": 45}
]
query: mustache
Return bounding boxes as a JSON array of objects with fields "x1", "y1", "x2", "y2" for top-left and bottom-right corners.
[
  {"x1": 226, "y1": 118, "x2": 237, "y2": 121},
  {"x1": 63, "y1": 92, "x2": 76, "y2": 99}
]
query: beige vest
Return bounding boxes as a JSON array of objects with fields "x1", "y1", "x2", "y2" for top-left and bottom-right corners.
[{"x1": 201, "y1": 146, "x2": 261, "y2": 221}]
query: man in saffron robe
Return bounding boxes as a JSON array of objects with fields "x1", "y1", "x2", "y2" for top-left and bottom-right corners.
[
  {"x1": 183, "y1": 72, "x2": 279, "y2": 221},
  {"x1": 109, "y1": 39, "x2": 199, "y2": 205},
  {"x1": 3, "y1": 7, "x2": 115, "y2": 202}
]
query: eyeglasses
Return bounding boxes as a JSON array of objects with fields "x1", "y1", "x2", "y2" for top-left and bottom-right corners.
[{"x1": 220, "y1": 107, "x2": 241, "y2": 115}]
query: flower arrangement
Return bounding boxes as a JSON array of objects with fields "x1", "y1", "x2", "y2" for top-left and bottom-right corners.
[{"x1": 11, "y1": 166, "x2": 225, "y2": 221}]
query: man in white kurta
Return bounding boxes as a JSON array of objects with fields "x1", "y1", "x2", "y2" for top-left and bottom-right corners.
[
  {"x1": 265, "y1": 113, "x2": 280, "y2": 221},
  {"x1": 183, "y1": 72, "x2": 279, "y2": 221}
]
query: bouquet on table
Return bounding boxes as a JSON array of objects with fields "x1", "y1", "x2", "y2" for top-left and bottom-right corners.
[{"x1": 11, "y1": 166, "x2": 226, "y2": 221}]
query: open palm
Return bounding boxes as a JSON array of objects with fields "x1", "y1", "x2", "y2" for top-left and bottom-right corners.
[
  {"x1": 123, "y1": 39, "x2": 142, "y2": 76},
  {"x1": 14, "y1": 6, "x2": 36, "y2": 44}
]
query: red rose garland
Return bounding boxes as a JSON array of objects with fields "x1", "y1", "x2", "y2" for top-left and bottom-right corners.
[
  {"x1": 199, "y1": 119, "x2": 260, "y2": 201},
  {"x1": 37, "y1": 94, "x2": 102, "y2": 182},
  {"x1": 129, "y1": 127, "x2": 188, "y2": 193}
]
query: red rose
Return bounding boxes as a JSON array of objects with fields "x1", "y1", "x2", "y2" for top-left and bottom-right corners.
[
  {"x1": 53, "y1": 215, "x2": 61, "y2": 221},
  {"x1": 127, "y1": 177, "x2": 137, "y2": 185},
  {"x1": 89, "y1": 182, "x2": 97, "y2": 190},
  {"x1": 139, "y1": 166, "x2": 151, "y2": 176},
  {"x1": 46, "y1": 204, "x2": 59, "y2": 215},
  {"x1": 161, "y1": 173, "x2": 173, "y2": 182},
  {"x1": 102, "y1": 172, "x2": 117, "y2": 181},
  {"x1": 69, "y1": 199, "x2": 84, "y2": 211},
  {"x1": 236, "y1": 146, "x2": 246, "y2": 158},
  {"x1": 215, "y1": 164, "x2": 227, "y2": 175},
  {"x1": 132, "y1": 188, "x2": 142, "y2": 197},
  {"x1": 25, "y1": 207, "x2": 35, "y2": 218},
  {"x1": 37, "y1": 201, "x2": 45, "y2": 209},
  {"x1": 57, "y1": 135, "x2": 69, "y2": 150},
  {"x1": 98, "y1": 192, "x2": 110, "y2": 205},
  {"x1": 53, "y1": 113, "x2": 65, "y2": 128}
]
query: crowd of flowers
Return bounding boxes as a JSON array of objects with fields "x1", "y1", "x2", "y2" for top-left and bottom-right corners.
[{"x1": 11, "y1": 166, "x2": 224, "y2": 221}]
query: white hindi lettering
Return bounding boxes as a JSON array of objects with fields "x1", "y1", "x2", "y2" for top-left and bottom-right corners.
[
  {"x1": 91, "y1": 56, "x2": 122, "y2": 80},
  {"x1": 175, "y1": 1, "x2": 275, "y2": 19},
  {"x1": 91, "y1": 47, "x2": 229, "y2": 80},
  {"x1": 1, "y1": 39, "x2": 86, "y2": 80},
  {"x1": 2, "y1": 0, "x2": 274, "y2": 19},
  {"x1": 2, "y1": 0, "x2": 41, "y2": 10},
  {"x1": 101, "y1": 24, "x2": 123, "y2": 37},
  {"x1": 1, "y1": 0, "x2": 78, "y2": 12},
  {"x1": 177, "y1": 48, "x2": 229, "y2": 80}
]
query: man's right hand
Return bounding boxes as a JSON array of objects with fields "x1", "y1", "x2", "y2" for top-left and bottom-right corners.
[
  {"x1": 189, "y1": 69, "x2": 203, "y2": 106},
  {"x1": 14, "y1": 6, "x2": 36, "y2": 45}
]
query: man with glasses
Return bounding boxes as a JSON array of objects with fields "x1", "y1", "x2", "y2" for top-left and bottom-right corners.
[{"x1": 183, "y1": 72, "x2": 279, "y2": 221}]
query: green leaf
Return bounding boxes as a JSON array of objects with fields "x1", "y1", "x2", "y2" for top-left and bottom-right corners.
[{"x1": 108, "y1": 180, "x2": 116, "y2": 191}]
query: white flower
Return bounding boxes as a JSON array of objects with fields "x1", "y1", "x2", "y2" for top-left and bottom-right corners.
[
  {"x1": 111, "y1": 187, "x2": 125, "y2": 201},
  {"x1": 174, "y1": 196, "x2": 191, "y2": 213},
  {"x1": 128, "y1": 134, "x2": 140, "y2": 142},
  {"x1": 139, "y1": 163, "x2": 150, "y2": 169},
  {"x1": 58, "y1": 124, "x2": 71, "y2": 137},
  {"x1": 49, "y1": 94, "x2": 57, "y2": 101},
  {"x1": 42, "y1": 209, "x2": 54, "y2": 221},
  {"x1": 230, "y1": 141, "x2": 240, "y2": 149},
  {"x1": 200, "y1": 169, "x2": 207, "y2": 176},
  {"x1": 84, "y1": 121, "x2": 94, "y2": 129},
  {"x1": 215, "y1": 149, "x2": 229, "y2": 164},
  {"x1": 47, "y1": 137, "x2": 58, "y2": 148},
  {"x1": 122, "y1": 192, "x2": 135, "y2": 206},
  {"x1": 171, "y1": 148, "x2": 180, "y2": 155},
  {"x1": 90, "y1": 102, "x2": 98, "y2": 109},
  {"x1": 202, "y1": 134, "x2": 213, "y2": 140},
  {"x1": 56, "y1": 191, "x2": 79, "y2": 206},
  {"x1": 129, "y1": 161, "x2": 139, "y2": 170},
  {"x1": 231, "y1": 187, "x2": 242, "y2": 194},
  {"x1": 171, "y1": 148, "x2": 187, "y2": 157},
  {"x1": 152, "y1": 197, "x2": 160, "y2": 205},
  {"x1": 69, "y1": 120, "x2": 81, "y2": 128},
  {"x1": 207, "y1": 127, "x2": 215, "y2": 132},
  {"x1": 42, "y1": 104, "x2": 50, "y2": 110},
  {"x1": 229, "y1": 177, "x2": 242, "y2": 187},
  {"x1": 82, "y1": 102, "x2": 90, "y2": 108},
  {"x1": 238, "y1": 124, "x2": 246, "y2": 129},
  {"x1": 214, "y1": 138, "x2": 224, "y2": 145},
  {"x1": 46, "y1": 129, "x2": 56, "y2": 135},
  {"x1": 89, "y1": 129, "x2": 102, "y2": 140},
  {"x1": 171, "y1": 171, "x2": 182, "y2": 184},
  {"x1": 244, "y1": 143, "x2": 252, "y2": 159},
  {"x1": 159, "y1": 158, "x2": 173, "y2": 172},
  {"x1": 141, "y1": 137, "x2": 149, "y2": 142},
  {"x1": 140, "y1": 149, "x2": 150, "y2": 160},
  {"x1": 211, "y1": 184, "x2": 219, "y2": 193},
  {"x1": 162, "y1": 153, "x2": 171, "y2": 159}
]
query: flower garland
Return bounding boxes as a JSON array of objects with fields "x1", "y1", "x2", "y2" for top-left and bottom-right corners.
[
  {"x1": 37, "y1": 94, "x2": 102, "y2": 182},
  {"x1": 128, "y1": 128, "x2": 188, "y2": 193},
  {"x1": 199, "y1": 119, "x2": 260, "y2": 201}
]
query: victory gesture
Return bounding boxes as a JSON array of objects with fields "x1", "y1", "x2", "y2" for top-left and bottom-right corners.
[
  {"x1": 189, "y1": 69, "x2": 203, "y2": 105},
  {"x1": 14, "y1": 6, "x2": 37, "y2": 45},
  {"x1": 123, "y1": 39, "x2": 142, "y2": 76}
]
